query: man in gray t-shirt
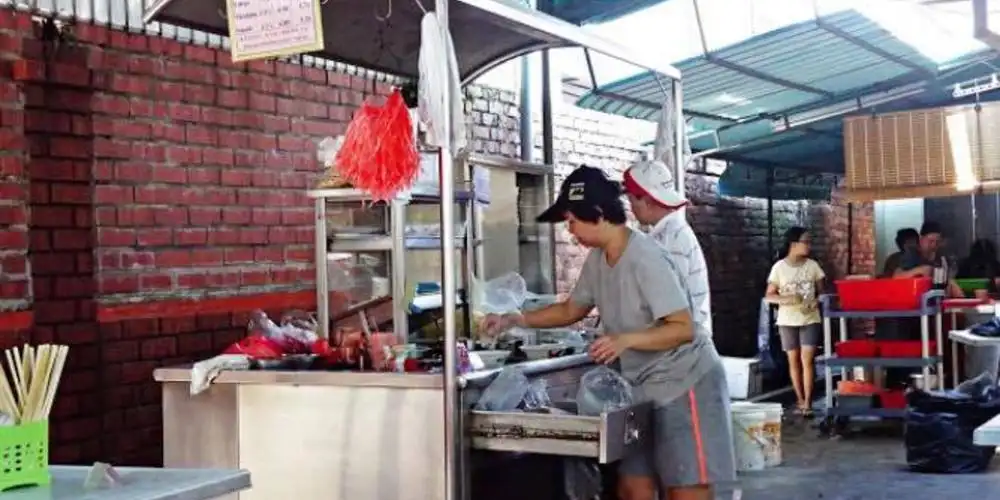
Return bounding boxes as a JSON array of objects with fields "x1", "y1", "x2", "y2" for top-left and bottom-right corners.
[{"x1": 483, "y1": 166, "x2": 735, "y2": 500}]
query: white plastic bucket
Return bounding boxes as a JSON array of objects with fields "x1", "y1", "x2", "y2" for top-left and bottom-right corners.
[{"x1": 730, "y1": 402, "x2": 783, "y2": 471}]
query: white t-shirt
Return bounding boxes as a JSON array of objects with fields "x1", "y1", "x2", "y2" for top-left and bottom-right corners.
[
  {"x1": 767, "y1": 258, "x2": 825, "y2": 326},
  {"x1": 647, "y1": 211, "x2": 713, "y2": 338}
]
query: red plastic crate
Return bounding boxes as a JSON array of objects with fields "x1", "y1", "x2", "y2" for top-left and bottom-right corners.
[
  {"x1": 879, "y1": 390, "x2": 907, "y2": 409},
  {"x1": 835, "y1": 339, "x2": 879, "y2": 358},
  {"x1": 877, "y1": 340, "x2": 937, "y2": 358},
  {"x1": 835, "y1": 277, "x2": 932, "y2": 311}
]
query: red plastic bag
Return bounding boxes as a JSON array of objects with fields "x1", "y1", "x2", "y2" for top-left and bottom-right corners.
[
  {"x1": 336, "y1": 90, "x2": 419, "y2": 201},
  {"x1": 223, "y1": 335, "x2": 284, "y2": 359}
]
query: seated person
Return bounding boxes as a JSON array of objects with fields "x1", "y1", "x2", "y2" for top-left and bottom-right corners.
[{"x1": 881, "y1": 228, "x2": 919, "y2": 278}]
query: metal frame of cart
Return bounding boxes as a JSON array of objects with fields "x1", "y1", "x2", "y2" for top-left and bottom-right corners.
[
  {"x1": 142, "y1": 1, "x2": 686, "y2": 499},
  {"x1": 818, "y1": 290, "x2": 945, "y2": 422}
]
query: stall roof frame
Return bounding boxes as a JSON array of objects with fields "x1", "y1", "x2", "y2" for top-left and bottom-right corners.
[{"x1": 143, "y1": 0, "x2": 682, "y2": 84}]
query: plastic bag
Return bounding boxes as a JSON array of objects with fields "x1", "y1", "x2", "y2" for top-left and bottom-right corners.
[
  {"x1": 327, "y1": 254, "x2": 375, "y2": 302},
  {"x1": 475, "y1": 367, "x2": 531, "y2": 411},
  {"x1": 336, "y1": 90, "x2": 419, "y2": 201},
  {"x1": 472, "y1": 272, "x2": 529, "y2": 316},
  {"x1": 563, "y1": 458, "x2": 601, "y2": 500},
  {"x1": 223, "y1": 335, "x2": 284, "y2": 359},
  {"x1": 577, "y1": 366, "x2": 634, "y2": 416},
  {"x1": 522, "y1": 379, "x2": 552, "y2": 411},
  {"x1": 905, "y1": 375, "x2": 1000, "y2": 473}
]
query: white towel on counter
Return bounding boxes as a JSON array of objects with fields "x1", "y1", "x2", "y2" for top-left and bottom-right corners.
[{"x1": 190, "y1": 354, "x2": 250, "y2": 395}]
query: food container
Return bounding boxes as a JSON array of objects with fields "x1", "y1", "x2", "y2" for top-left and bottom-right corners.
[
  {"x1": 838, "y1": 380, "x2": 878, "y2": 394},
  {"x1": 877, "y1": 340, "x2": 936, "y2": 358},
  {"x1": 879, "y1": 390, "x2": 907, "y2": 409},
  {"x1": 835, "y1": 277, "x2": 932, "y2": 311},
  {"x1": 910, "y1": 373, "x2": 939, "y2": 390},
  {"x1": 835, "y1": 339, "x2": 879, "y2": 358},
  {"x1": 955, "y1": 278, "x2": 991, "y2": 297}
]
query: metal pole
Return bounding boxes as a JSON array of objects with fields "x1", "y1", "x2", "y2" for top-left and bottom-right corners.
[
  {"x1": 314, "y1": 197, "x2": 329, "y2": 339},
  {"x1": 540, "y1": 49, "x2": 556, "y2": 294},
  {"x1": 434, "y1": 1, "x2": 459, "y2": 499},
  {"x1": 672, "y1": 80, "x2": 685, "y2": 198},
  {"x1": 519, "y1": 56, "x2": 533, "y2": 162},
  {"x1": 390, "y1": 199, "x2": 408, "y2": 343}
]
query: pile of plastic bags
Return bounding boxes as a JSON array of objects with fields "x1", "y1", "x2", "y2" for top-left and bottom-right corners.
[{"x1": 905, "y1": 372, "x2": 1000, "y2": 473}]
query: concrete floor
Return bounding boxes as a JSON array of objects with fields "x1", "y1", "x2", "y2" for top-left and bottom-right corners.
[{"x1": 730, "y1": 416, "x2": 1000, "y2": 500}]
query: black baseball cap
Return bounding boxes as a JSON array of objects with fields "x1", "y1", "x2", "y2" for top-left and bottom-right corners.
[{"x1": 536, "y1": 165, "x2": 625, "y2": 224}]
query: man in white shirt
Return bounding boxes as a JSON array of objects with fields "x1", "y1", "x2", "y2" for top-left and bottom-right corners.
[{"x1": 622, "y1": 160, "x2": 713, "y2": 339}]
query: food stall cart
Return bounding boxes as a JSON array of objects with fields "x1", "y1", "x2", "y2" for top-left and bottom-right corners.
[{"x1": 143, "y1": 0, "x2": 684, "y2": 499}]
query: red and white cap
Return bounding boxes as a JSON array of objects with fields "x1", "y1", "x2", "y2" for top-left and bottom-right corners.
[{"x1": 622, "y1": 160, "x2": 688, "y2": 209}]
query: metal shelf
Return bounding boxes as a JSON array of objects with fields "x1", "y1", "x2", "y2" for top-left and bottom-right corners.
[
  {"x1": 308, "y1": 188, "x2": 487, "y2": 204},
  {"x1": 824, "y1": 407, "x2": 907, "y2": 418},
  {"x1": 818, "y1": 356, "x2": 939, "y2": 368},
  {"x1": 329, "y1": 236, "x2": 482, "y2": 252}
]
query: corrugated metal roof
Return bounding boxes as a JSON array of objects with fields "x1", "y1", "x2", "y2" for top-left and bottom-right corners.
[
  {"x1": 576, "y1": 8, "x2": 1000, "y2": 189},
  {"x1": 546, "y1": 0, "x2": 667, "y2": 24}
]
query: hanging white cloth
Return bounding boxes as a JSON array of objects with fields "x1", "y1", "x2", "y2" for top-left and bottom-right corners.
[
  {"x1": 418, "y1": 11, "x2": 467, "y2": 155},
  {"x1": 651, "y1": 92, "x2": 691, "y2": 179}
]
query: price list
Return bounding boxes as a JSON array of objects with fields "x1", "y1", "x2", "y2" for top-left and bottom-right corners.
[{"x1": 227, "y1": 0, "x2": 324, "y2": 61}]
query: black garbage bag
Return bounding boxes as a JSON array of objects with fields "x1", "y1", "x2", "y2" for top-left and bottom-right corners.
[{"x1": 905, "y1": 373, "x2": 1000, "y2": 473}]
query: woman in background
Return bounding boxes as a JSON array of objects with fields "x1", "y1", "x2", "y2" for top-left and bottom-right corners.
[
  {"x1": 882, "y1": 228, "x2": 919, "y2": 277},
  {"x1": 765, "y1": 227, "x2": 826, "y2": 417}
]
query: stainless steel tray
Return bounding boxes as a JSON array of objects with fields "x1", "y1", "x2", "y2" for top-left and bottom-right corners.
[{"x1": 468, "y1": 401, "x2": 652, "y2": 463}]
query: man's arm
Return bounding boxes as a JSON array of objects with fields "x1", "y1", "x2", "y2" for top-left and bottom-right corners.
[
  {"x1": 521, "y1": 301, "x2": 593, "y2": 329},
  {"x1": 619, "y1": 309, "x2": 694, "y2": 352},
  {"x1": 893, "y1": 250, "x2": 931, "y2": 278}
]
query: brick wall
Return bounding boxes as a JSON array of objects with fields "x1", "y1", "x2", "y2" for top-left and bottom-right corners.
[
  {"x1": 0, "y1": 9, "x2": 874, "y2": 466},
  {"x1": 0, "y1": 13, "x2": 29, "y2": 323}
]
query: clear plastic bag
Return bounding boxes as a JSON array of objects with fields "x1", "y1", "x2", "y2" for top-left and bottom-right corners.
[
  {"x1": 472, "y1": 272, "x2": 529, "y2": 316},
  {"x1": 522, "y1": 379, "x2": 552, "y2": 411},
  {"x1": 327, "y1": 254, "x2": 375, "y2": 302},
  {"x1": 475, "y1": 367, "x2": 531, "y2": 411},
  {"x1": 563, "y1": 458, "x2": 602, "y2": 500},
  {"x1": 577, "y1": 366, "x2": 634, "y2": 416}
]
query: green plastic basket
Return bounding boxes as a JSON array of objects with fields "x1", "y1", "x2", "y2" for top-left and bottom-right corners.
[
  {"x1": 0, "y1": 421, "x2": 50, "y2": 491},
  {"x1": 956, "y1": 278, "x2": 991, "y2": 296}
]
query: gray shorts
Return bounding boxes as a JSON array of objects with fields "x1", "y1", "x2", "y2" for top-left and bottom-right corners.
[
  {"x1": 619, "y1": 363, "x2": 737, "y2": 489},
  {"x1": 778, "y1": 324, "x2": 821, "y2": 351}
]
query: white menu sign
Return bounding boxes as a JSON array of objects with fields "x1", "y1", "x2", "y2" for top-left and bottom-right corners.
[{"x1": 225, "y1": 0, "x2": 325, "y2": 62}]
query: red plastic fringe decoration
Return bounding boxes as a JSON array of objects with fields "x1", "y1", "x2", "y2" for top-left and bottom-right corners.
[{"x1": 336, "y1": 90, "x2": 419, "y2": 201}]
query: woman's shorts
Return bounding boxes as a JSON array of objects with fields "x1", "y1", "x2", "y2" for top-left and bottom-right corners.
[{"x1": 778, "y1": 323, "x2": 821, "y2": 351}]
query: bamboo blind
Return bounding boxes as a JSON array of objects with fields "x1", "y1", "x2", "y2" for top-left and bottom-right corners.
[{"x1": 843, "y1": 102, "x2": 1000, "y2": 202}]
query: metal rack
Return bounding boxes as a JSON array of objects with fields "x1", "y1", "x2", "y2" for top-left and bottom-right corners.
[
  {"x1": 308, "y1": 182, "x2": 483, "y2": 342},
  {"x1": 818, "y1": 290, "x2": 945, "y2": 422}
]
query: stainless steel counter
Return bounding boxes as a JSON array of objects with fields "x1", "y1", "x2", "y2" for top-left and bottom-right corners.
[{"x1": 0, "y1": 466, "x2": 250, "y2": 500}]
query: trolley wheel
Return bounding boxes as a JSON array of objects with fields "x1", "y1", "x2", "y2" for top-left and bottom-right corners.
[{"x1": 817, "y1": 416, "x2": 850, "y2": 437}]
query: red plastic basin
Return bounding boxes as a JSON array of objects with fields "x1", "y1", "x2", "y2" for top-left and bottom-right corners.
[
  {"x1": 835, "y1": 278, "x2": 932, "y2": 311},
  {"x1": 880, "y1": 390, "x2": 907, "y2": 410},
  {"x1": 877, "y1": 340, "x2": 937, "y2": 358},
  {"x1": 835, "y1": 339, "x2": 879, "y2": 358}
]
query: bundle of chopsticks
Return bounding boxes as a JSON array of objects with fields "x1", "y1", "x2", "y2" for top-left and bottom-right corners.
[{"x1": 0, "y1": 344, "x2": 69, "y2": 425}]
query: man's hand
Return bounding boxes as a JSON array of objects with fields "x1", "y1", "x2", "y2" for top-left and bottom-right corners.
[
  {"x1": 480, "y1": 313, "x2": 524, "y2": 337},
  {"x1": 588, "y1": 335, "x2": 631, "y2": 365}
]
